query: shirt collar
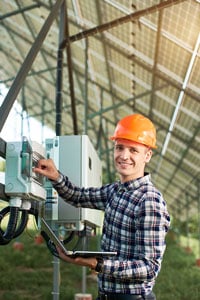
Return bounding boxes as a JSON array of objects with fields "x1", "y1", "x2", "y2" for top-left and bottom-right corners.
[{"x1": 117, "y1": 173, "x2": 151, "y2": 191}]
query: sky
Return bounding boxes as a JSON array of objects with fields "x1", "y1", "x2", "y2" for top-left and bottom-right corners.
[{"x1": 0, "y1": 84, "x2": 55, "y2": 144}]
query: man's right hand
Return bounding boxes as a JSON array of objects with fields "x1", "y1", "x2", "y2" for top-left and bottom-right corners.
[{"x1": 34, "y1": 158, "x2": 60, "y2": 181}]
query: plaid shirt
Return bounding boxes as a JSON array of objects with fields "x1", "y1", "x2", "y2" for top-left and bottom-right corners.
[{"x1": 52, "y1": 172, "x2": 170, "y2": 295}]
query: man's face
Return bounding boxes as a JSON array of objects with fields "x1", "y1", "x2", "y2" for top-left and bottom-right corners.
[{"x1": 114, "y1": 139, "x2": 152, "y2": 183}]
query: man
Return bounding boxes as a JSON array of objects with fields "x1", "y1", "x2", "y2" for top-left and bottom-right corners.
[{"x1": 34, "y1": 114, "x2": 170, "y2": 300}]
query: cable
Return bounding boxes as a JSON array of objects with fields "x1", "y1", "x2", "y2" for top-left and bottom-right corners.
[
  {"x1": 0, "y1": 206, "x2": 28, "y2": 245},
  {"x1": 41, "y1": 230, "x2": 60, "y2": 258}
]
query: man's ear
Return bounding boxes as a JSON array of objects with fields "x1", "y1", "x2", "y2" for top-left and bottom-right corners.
[{"x1": 145, "y1": 149, "x2": 152, "y2": 163}]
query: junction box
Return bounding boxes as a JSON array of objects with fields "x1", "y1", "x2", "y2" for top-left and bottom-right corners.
[
  {"x1": 5, "y1": 137, "x2": 46, "y2": 208},
  {"x1": 44, "y1": 135, "x2": 103, "y2": 231}
]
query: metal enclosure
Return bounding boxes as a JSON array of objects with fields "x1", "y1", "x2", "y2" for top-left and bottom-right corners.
[
  {"x1": 5, "y1": 138, "x2": 46, "y2": 204},
  {"x1": 44, "y1": 135, "x2": 103, "y2": 231}
]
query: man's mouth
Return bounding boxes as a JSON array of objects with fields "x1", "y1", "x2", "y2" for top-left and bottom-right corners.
[{"x1": 118, "y1": 161, "x2": 132, "y2": 166}]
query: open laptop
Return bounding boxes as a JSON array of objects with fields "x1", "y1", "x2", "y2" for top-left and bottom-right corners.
[{"x1": 41, "y1": 218, "x2": 117, "y2": 258}]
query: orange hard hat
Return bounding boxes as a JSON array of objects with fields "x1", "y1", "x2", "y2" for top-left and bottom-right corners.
[{"x1": 110, "y1": 114, "x2": 157, "y2": 149}]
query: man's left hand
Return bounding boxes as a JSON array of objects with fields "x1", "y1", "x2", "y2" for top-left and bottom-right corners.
[{"x1": 56, "y1": 246, "x2": 98, "y2": 270}]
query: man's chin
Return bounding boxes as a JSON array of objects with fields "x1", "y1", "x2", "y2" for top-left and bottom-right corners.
[{"x1": 118, "y1": 170, "x2": 131, "y2": 177}]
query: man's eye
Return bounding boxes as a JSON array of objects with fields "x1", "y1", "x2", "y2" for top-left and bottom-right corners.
[
  {"x1": 115, "y1": 145, "x2": 123, "y2": 151},
  {"x1": 130, "y1": 148, "x2": 137, "y2": 153}
]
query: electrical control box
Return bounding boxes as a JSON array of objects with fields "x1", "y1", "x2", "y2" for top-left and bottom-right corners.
[
  {"x1": 44, "y1": 135, "x2": 103, "y2": 231},
  {"x1": 5, "y1": 137, "x2": 46, "y2": 203}
]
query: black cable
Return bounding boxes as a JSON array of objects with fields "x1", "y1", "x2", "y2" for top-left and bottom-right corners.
[
  {"x1": 41, "y1": 230, "x2": 60, "y2": 258},
  {"x1": 63, "y1": 230, "x2": 75, "y2": 244},
  {"x1": 0, "y1": 206, "x2": 28, "y2": 245}
]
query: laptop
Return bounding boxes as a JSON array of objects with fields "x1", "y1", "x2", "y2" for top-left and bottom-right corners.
[{"x1": 41, "y1": 218, "x2": 117, "y2": 258}]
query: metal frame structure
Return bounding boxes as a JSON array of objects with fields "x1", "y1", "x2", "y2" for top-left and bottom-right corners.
[{"x1": 0, "y1": 0, "x2": 199, "y2": 220}]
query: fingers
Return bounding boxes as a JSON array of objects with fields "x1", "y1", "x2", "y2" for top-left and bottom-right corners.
[
  {"x1": 36, "y1": 159, "x2": 48, "y2": 169},
  {"x1": 33, "y1": 159, "x2": 59, "y2": 180},
  {"x1": 56, "y1": 246, "x2": 97, "y2": 268},
  {"x1": 37, "y1": 158, "x2": 54, "y2": 171},
  {"x1": 56, "y1": 246, "x2": 75, "y2": 263}
]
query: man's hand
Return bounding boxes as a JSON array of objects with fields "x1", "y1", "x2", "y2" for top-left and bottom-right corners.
[
  {"x1": 34, "y1": 159, "x2": 60, "y2": 181},
  {"x1": 56, "y1": 246, "x2": 98, "y2": 270}
]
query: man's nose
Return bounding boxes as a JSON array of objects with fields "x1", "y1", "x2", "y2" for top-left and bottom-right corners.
[{"x1": 120, "y1": 149, "x2": 129, "y2": 160}]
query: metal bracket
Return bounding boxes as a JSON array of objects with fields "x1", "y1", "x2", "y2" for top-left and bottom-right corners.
[
  {"x1": 0, "y1": 137, "x2": 8, "y2": 201},
  {"x1": 0, "y1": 137, "x2": 6, "y2": 158},
  {"x1": 0, "y1": 182, "x2": 9, "y2": 202}
]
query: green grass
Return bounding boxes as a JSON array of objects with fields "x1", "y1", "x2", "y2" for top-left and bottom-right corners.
[
  {"x1": 154, "y1": 233, "x2": 200, "y2": 300},
  {"x1": 179, "y1": 235, "x2": 200, "y2": 259},
  {"x1": 0, "y1": 222, "x2": 200, "y2": 300},
  {"x1": 0, "y1": 214, "x2": 98, "y2": 300}
]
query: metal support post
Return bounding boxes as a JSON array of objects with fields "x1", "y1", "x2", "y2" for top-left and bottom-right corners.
[
  {"x1": 52, "y1": 1, "x2": 66, "y2": 299},
  {"x1": 186, "y1": 193, "x2": 190, "y2": 249},
  {"x1": 0, "y1": 0, "x2": 64, "y2": 132},
  {"x1": 82, "y1": 234, "x2": 87, "y2": 294},
  {"x1": 52, "y1": 256, "x2": 60, "y2": 300}
]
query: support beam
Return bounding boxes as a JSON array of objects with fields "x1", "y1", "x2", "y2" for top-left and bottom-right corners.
[
  {"x1": 0, "y1": 0, "x2": 64, "y2": 132},
  {"x1": 64, "y1": 2, "x2": 78, "y2": 135},
  {"x1": 60, "y1": 0, "x2": 186, "y2": 48},
  {"x1": 0, "y1": 4, "x2": 40, "y2": 20}
]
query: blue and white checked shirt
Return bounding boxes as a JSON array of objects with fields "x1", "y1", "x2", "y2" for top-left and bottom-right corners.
[{"x1": 52, "y1": 172, "x2": 170, "y2": 295}]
